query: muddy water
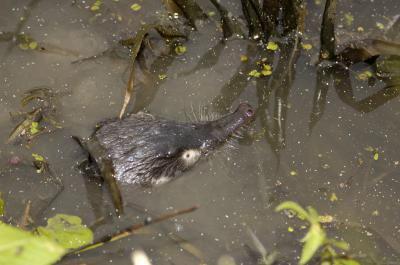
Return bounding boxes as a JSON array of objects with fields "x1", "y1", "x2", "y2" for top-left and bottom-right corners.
[{"x1": 1, "y1": 0, "x2": 399, "y2": 264}]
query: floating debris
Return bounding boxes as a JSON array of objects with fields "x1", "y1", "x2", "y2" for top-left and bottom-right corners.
[
  {"x1": 261, "y1": 64, "x2": 272, "y2": 76},
  {"x1": 90, "y1": 0, "x2": 102, "y2": 12},
  {"x1": 175, "y1": 45, "x2": 187, "y2": 55},
  {"x1": 158, "y1": 74, "x2": 167, "y2": 80},
  {"x1": 130, "y1": 3, "x2": 141, "y2": 11},
  {"x1": 318, "y1": 215, "x2": 334, "y2": 223},
  {"x1": 217, "y1": 255, "x2": 236, "y2": 265},
  {"x1": 329, "y1": 192, "x2": 338, "y2": 202},
  {"x1": 344, "y1": 13, "x2": 354, "y2": 26},
  {"x1": 267, "y1": 41, "x2": 278, "y2": 51},
  {"x1": 364, "y1": 146, "x2": 375, "y2": 152},
  {"x1": 301, "y1": 43, "x2": 312, "y2": 50},
  {"x1": 376, "y1": 22, "x2": 385, "y2": 30},
  {"x1": 248, "y1": 70, "x2": 261, "y2": 78},
  {"x1": 240, "y1": 54, "x2": 248, "y2": 62},
  {"x1": 357, "y1": 70, "x2": 373, "y2": 80},
  {"x1": 32, "y1": 153, "x2": 45, "y2": 162},
  {"x1": 131, "y1": 249, "x2": 152, "y2": 265},
  {"x1": 207, "y1": 11, "x2": 216, "y2": 17},
  {"x1": 28, "y1": 41, "x2": 38, "y2": 49},
  {"x1": 30, "y1": 121, "x2": 40, "y2": 135}
]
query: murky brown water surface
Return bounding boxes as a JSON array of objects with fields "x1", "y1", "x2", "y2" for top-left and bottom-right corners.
[{"x1": 1, "y1": 0, "x2": 399, "y2": 264}]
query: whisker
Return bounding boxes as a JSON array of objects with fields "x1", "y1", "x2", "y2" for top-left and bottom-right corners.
[
  {"x1": 221, "y1": 138, "x2": 240, "y2": 155},
  {"x1": 191, "y1": 103, "x2": 198, "y2": 122},
  {"x1": 232, "y1": 131, "x2": 245, "y2": 139},
  {"x1": 183, "y1": 102, "x2": 199, "y2": 122},
  {"x1": 185, "y1": 102, "x2": 223, "y2": 122}
]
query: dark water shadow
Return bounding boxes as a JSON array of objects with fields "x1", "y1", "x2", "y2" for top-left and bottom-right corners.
[{"x1": 309, "y1": 63, "x2": 400, "y2": 132}]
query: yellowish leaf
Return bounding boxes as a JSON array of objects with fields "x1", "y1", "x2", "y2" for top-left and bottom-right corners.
[
  {"x1": 261, "y1": 70, "x2": 272, "y2": 76},
  {"x1": 240, "y1": 55, "x2": 248, "y2": 62},
  {"x1": 32, "y1": 153, "x2": 45, "y2": 162},
  {"x1": 30, "y1": 121, "x2": 40, "y2": 135},
  {"x1": 267, "y1": 41, "x2": 278, "y2": 51},
  {"x1": 344, "y1": 13, "x2": 354, "y2": 26},
  {"x1": 18, "y1": 43, "x2": 29, "y2": 50},
  {"x1": 158, "y1": 74, "x2": 167, "y2": 80},
  {"x1": 318, "y1": 215, "x2": 333, "y2": 223},
  {"x1": 29, "y1": 42, "x2": 38, "y2": 50},
  {"x1": 357, "y1": 70, "x2": 373, "y2": 80},
  {"x1": 175, "y1": 45, "x2": 187, "y2": 55},
  {"x1": 376, "y1": 22, "x2": 385, "y2": 30},
  {"x1": 302, "y1": 43, "x2": 312, "y2": 50},
  {"x1": 329, "y1": 192, "x2": 338, "y2": 202},
  {"x1": 248, "y1": 70, "x2": 261, "y2": 78},
  {"x1": 90, "y1": 0, "x2": 102, "y2": 11},
  {"x1": 262, "y1": 64, "x2": 272, "y2": 71},
  {"x1": 130, "y1": 3, "x2": 141, "y2": 11}
]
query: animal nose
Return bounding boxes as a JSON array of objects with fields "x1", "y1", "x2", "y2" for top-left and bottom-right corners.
[{"x1": 238, "y1": 102, "x2": 254, "y2": 118}]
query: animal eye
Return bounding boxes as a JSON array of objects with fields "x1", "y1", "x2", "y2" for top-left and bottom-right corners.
[{"x1": 180, "y1": 149, "x2": 201, "y2": 166}]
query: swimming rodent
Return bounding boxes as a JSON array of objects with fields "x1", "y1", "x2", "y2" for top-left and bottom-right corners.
[{"x1": 76, "y1": 103, "x2": 255, "y2": 187}]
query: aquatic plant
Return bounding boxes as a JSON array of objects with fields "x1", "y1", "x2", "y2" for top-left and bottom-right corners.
[{"x1": 276, "y1": 201, "x2": 360, "y2": 265}]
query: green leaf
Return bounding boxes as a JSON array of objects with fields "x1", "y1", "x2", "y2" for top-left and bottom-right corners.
[
  {"x1": 32, "y1": 153, "x2": 45, "y2": 161},
  {"x1": 30, "y1": 121, "x2": 40, "y2": 135},
  {"x1": 0, "y1": 193, "x2": 4, "y2": 216},
  {"x1": 275, "y1": 201, "x2": 311, "y2": 222},
  {"x1": 130, "y1": 3, "x2": 141, "y2": 11},
  {"x1": 299, "y1": 224, "x2": 326, "y2": 265},
  {"x1": 248, "y1": 70, "x2": 261, "y2": 77},
  {"x1": 326, "y1": 239, "x2": 349, "y2": 250},
  {"x1": 0, "y1": 222, "x2": 65, "y2": 265},
  {"x1": 344, "y1": 13, "x2": 354, "y2": 26},
  {"x1": 334, "y1": 258, "x2": 360, "y2": 265},
  {"x1": 329, "y1": 192, "x2": 338, "y2": 202},
  {"x1": 158, "y1": 74, "x2": 167, "y2": 80},
  {"x1": 301, "y1": 43, "x2": 313, "y2": 50},
  {"x1": 175, "y1": 45, "x2": 187, "y2": 55},
  {"x1": 266, "y1": 41, "x2": 278, "y2": 51},
  {"x1": 28, "y1": 41, "x2": 38, "y2": 50},
  {"x1": 36, "y1": 214, "x2": 93, "y2": 249},
  {"x1": 90, "y1": 0, "x2": 102, "y2": 11},
  {"x1": 376, "y1": 22, "x2": 385, "y2": 30},
  {"x1": 261, "y1": 64, "x2": 272, "y2": 76},
  {"x1": 240, "y1": 55, "x2": 248, "y2": 62}
]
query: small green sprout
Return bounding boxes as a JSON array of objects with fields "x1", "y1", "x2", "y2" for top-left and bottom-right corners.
[{"x1": 276, "y1": 201, "x2": 360, "y2": 265}]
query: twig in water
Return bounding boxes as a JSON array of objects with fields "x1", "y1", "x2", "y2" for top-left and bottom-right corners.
[{"x1": 66, "y1": 205, "x2": 199, "y2": 256}]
